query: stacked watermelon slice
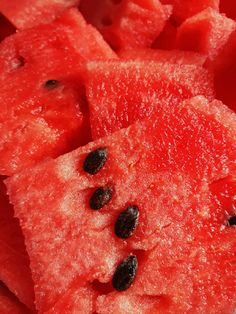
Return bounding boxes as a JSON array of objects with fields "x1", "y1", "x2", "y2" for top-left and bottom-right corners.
[{"x1": 0, "y1": 1, "x2": 235, "y2": 313}]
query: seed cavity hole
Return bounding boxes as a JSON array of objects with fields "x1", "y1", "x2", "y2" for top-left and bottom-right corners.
[
  {"x1": 91, "y1": 280, "x2": 113, "y2": 295},
  {"x1": 227, "y1": 216, "x2": 236, "y2": 226},
  {"x1": 44, "y1": 80, "x2": 60, "y2": 89}
]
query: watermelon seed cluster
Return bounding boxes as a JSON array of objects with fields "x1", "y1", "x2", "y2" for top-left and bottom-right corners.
[{"x1": 84, "y1": 148, "x2": 139, "y2": 291}]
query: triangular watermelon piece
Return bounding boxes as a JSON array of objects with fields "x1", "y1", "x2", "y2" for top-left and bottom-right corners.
[
  {"x1": 177, "y1": 8, "x2": 236, "y2": 62},
  {"x1": 0, "y1": 0, "x2": 80, "y2": 29},
  {"x1": 0, "y1": 178, "x2": 35, "y2": 310},
  {"x1": 0, "y1": 281, "x2": 32, "y2": 314},
  {"x1": 118, "y1": 48, "x2": 207, "y2": 66},
  {"x1": 0, "y1": 8, "x2": 116, "y2": 176},
  {"x1": 79, "y1": 0, "x2": 172, "y2": 50},
  {"x1": 6, "y1": 96, "x2": 236, "y2": 313},
  {"x1": 84, "y1": 60, "x2": 214, "y2": 139}
]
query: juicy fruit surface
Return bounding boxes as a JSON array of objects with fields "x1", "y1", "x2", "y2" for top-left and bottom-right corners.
[
  {"x1": 0, "y1": 178, "x2": 35, "y2": 310},
  {"x1": 177, "y1": 8, "x2": 236, "y2": 61},
  {"x1": 118, "y1": 48, "x2": 207, "y2": 66},
  {"x1": 0, "y1": 282, "x2": 31, "y2": 314},
  {"x1": 85, "y1": 60, "x2": 214, "y2": 139},
  {"x1": 79, "y1": 0, "x2": 171, "y2": 50},
  {"x1": 0, "y1": 8, "x2": 116, "y2": 176},
  {"x1": 0, "y1": 0, "x2": 80, "y2": 29},
  {"x1": 6, "y1": 97, "x2": 236, "y2": 313},
  {"x1": 160, "y1": 0, "x2": 219, "y2": 24},
  {"x1": 1, "y1": 0, "x2": 236, "y2": 313}
]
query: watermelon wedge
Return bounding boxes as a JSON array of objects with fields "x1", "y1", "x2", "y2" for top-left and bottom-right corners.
[
  {"x1": 0, "y1": 281, "x2": 31, "y2": 314},
  {"x1": 0, "y1": 8, "x2": 116, "y2": 176},
  {"x1": 177, "y1": 8, "x2": 236, "y2": 62},
  {"x1": 79, "y1": 0, "x2": 172, "y2": 50},
  {"x1": 0, "y1": 178, "x2": 35, "y2": 310},
  {"x1": 84, "y1": 60, "x2": 214, "y2": 139},
  {"x1": 6, "y1": 96, "x2": 236, "y2": 313},
  {"x1": 118, "y1": 48, "x2": 207, "y2": 66},
  {"x1": 0, "y1": 0, "x2": 80, "y2": 29}
]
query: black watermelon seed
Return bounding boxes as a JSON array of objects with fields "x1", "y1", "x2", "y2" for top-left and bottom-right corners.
[
  {"x1": 228, "y1": 216, "x2": 236, "y2": 226},
  {"x1": 112, "y1": 255, "x2": 138, "y2": 291},
  {"x1": 44, "y1": 80, "x2": 59, "y2": 89},
  {"x1": 90, "y1": 187, "x2": 113, "y2": 210},
  {"x1": 83, "y1": 147, "x2": 107, "y2": 175},
  {"x1": 115, "y1": 205, "x2": 139, "y2": 239}
]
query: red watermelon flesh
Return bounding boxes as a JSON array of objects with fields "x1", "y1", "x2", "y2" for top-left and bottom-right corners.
[
  {"x1": 0, "y1": 178, "x2": 35, "y2": 310},
  {"x1": 79, "y1": 0, "x2": 172, "y2": 50},
  {"x1": 0, "y1": 281, "x2": 32, "y2": 314},
  {"x1": 118, "y1": 48, "x2": 207, "y2": 66},
  {"x1": 160, "y1": 0, "x2": 219, "y2": 25},
  {"x1": 6, "y1": 96, "x2": 236, "y2": 313},
  {"x1": 0, "y1": 13, "x2": 15, "y2": 42},
  {"x1": 220, "y1": 0, "x2": 236, "y2": 20},
  {"x1": 177, "y1": 8, "x2": 236, "y2": 62},
  {"x1": 45, "y1": 284, "x2": 98, "y2": 314},
  {"x1": 213, "y1": 29, "x2": 236, "y2": 112},
  {"x1": 96, "y1": 231, "x2": 235, "y2": 314},
  {"x1": 0, "y1": 8, "x2": 116, "y2": 176},
  {"x1": 0, "y1": 0, "x2": 80, "y2": 29},
  {"x1": 84, "y1": 60, "x2": 214, "y2": 139}
]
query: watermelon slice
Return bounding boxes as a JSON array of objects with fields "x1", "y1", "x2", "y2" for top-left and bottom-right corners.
[
  {"x1": 177, "y1": 8, "x2": 236, "y2": 62},
  {"x1": 6, "y1": 96, "x2": 236, "y2": 313},
  {"x1": 0, "y1": 0, "x2": 80, "y2": 29},
  {"x1": 79, "y1": 0, "x2": 172, "y2": 50},
  {"x1": 84, "y1": 60, "x2": 214, "y2": 139},
  {"x1": 0, "y1": 13, "x2": 15, "y2": 42},
  {"x1": 0, "y1": 281, "x2": 31, "y2": 314},
  {"x1": 0, "y1": 8, "x2": 116, "y2": 176},
  {"x1": 119, "y1": 48, "x2": 207, "y2": 66},
  {"x1": 0, "y1": 178, "x2": 35, "y2": 310},
  {"x1": 160, "y1": 0, "x2": 219, "y2": 24},
  {"x1": 213, "y1": 29, "x2": 236, "y2": 112}
]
